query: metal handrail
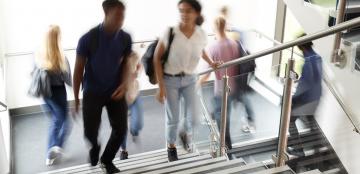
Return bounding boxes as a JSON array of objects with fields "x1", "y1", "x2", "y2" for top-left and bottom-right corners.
[
  {"x1": 0, "y1": 101, "x2": 7, "y2": 112},
  {"x1": 249, "y1": 29, "x2": 303, "y2": 57},
  {"x1": 4, "y1": 34, "x2": 216, "y2": 58},
  {"x1": 250, "y1": 29, "x2": 360, "y2": 133},
  {"x1": 198, "y1": 17, "x2": 360, "y2": 75}
]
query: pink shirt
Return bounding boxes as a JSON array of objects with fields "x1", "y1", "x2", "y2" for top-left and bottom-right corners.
[{"x1": 207, "y1": 38, "x2": 240, "y2": 96}]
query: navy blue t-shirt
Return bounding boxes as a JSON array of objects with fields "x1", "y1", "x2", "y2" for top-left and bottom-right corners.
[{"x1": 76, "y1": 24, "x2": 132, "y2": 96}]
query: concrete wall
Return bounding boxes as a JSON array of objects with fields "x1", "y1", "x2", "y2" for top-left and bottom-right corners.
[{"x1": 283, "y1": 0, "x2": 360, "y2": 173}]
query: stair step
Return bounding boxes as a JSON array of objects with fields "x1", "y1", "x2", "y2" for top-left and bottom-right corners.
[
  {"x1": 206, "y1": 162, "x2": 267, "y2": 174},
  {"x1": 142, "y1": 156, "x2": 227, "y2": 174},
  {"x1": 300, "y1": 169, "x2": 322, "y2": 174},
  {"x1": 73, "y1": 152, "x2": 197, "y2": 174},
  {"x1": 171, "y1": 157, "x2": 246, "y2": 174},
  {"x1": 322, "y1": 168, "x2": 342, "y2": 174},
  {"x1": 249, "y1": 165, "x2": 294, "y2": 174},
  {"x1": 42, "y1": 149, "x2": 190, "y2": 174},
  {"x1": 121, "y1": 153, "x2": 211, "y2": 174}
]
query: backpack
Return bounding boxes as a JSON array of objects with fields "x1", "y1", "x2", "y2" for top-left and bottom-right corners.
[
  {"x1": 142, "y1": 27, "x2": 174, "y2": 85},
  {"x1": 235, "y1": 41, "x2": 256, "y2": 91},
  {"x1": 28, "y1": 67, "x2": 52, "y2": 98},
  {"x1": 237, "y1": 41, "x2": 256, "y2": 74}
]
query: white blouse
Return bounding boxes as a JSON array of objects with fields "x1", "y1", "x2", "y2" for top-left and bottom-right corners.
[{"x1": 161, "y1": 25, "x2": 207, "y2": 75}]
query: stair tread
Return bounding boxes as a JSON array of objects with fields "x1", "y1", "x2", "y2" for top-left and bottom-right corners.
[
  {"x1": 142, "y1": 156, "x2": 227, "y2": 174},
  {"x1": 206, "y1": 162, "x2": 267, "y2": 174},
  {"x1": 41, "y1": 149, "x2": 190, "y2": 174},
  {"x1": 171, "y1": 157, "x2": 246, "y2": 174},
  {"x1": 121, "y1": 153, "x2": 211, "y2": 174},
  {"x1": 300, "y1": 169, "x2": 322, "y2": 174}
]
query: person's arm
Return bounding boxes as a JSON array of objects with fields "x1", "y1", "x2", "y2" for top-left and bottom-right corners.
[
  {"x1": 64, "y1": 57, "x2": 72, "y2": 86},
  {"x1": 154, "y1": 41, "x2": 166, "y2": 104},
  {"x1": 73, "y1": 55, "x2": 86, "y2": 113},
  {"x1": 202, "y1": 50, "x2": 221, "y2": 69},
  {"x1": 293, "y1": 59, "x2": 314, "y2": 98},
  {"x1": 112, "y1": 36, "x2": 133, "y2": 100}
]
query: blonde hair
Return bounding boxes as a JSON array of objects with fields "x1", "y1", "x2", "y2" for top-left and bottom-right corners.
[
  {"x1": 214, "y1": 16, "x2": 226, "y2": 33},
  {"x1": 36, "y1": 25, "x2": 67, "y2": 72}
]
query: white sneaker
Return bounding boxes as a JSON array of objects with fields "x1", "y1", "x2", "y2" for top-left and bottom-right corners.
[
  {"x1": 242, "y1": 125, "x2": 256, "y2": 133},
  {"x1": 46, "y1": 146, "x2": 63, "y2": 166}
]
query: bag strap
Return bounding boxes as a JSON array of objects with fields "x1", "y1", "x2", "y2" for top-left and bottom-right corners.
[
  {"x1": 162, "y1": 27, "x2": 174, "y2": 66},
  {"x1": 237, "y1": 40, "x2": 248, "y2": 57}
]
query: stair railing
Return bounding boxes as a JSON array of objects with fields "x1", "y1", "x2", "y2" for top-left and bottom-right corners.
[{"x1": 197, "y1": 17, "x2": 360, "y2": 166}]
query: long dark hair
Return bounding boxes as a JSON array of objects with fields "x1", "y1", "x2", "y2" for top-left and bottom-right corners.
[{"x1": 178, "y1": 0, "x2": 204, "y2": 26}]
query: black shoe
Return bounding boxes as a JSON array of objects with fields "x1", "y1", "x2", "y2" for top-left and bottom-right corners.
[
  {"x1": 287, "y1": 147, "x2": 305, "y2": 157},
  {"x1": 100, "y1": 161, "x2": 120, "y2": 174},
  {"x1": 120, "y1": 151, "x2": 128, "y2": 160},
  {"x1": 89, "y1": 145, "x2": 100, "y2": 166},
  {"x1": 167, "y1": 147, "x2": 178, "y2": 162},
  {"x1": 179, "y1": 132, "x2": 191, "y2": 152}
]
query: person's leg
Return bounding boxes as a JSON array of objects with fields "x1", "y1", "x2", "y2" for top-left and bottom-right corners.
[
  {"x1": 56, "y1": 86, "x2": 70, "y2": 148},
  {"x1": 44, "y1": 86, "x2": 69, "y2": 165},
  {"x1": 237, "y1": 90, "x2": 255, "y2": 133},
  {"x1": 288, "y1": 115, "x2": 305, "y2": 156},
  {"x1": 181, "y1": 75, "x2": 201, "y2": 135},
  {"x1": 164, "y1": 77, "x2": 181, "y2": 147},
  {"x1": 225, "y1": 96, "x2": 233, "y2": 150},
  {"x1": 101, "y1": 97, "x2": 128, "y2": 164},
  {"x1": 82, "y1": 92, "x2": 104, "y2": 166},
  {"x1": 129, "y1": 97, "x2": 144, "y2": 136},
  {"x1": 119, "y1": 132, "x2": 128, "y2": 160},
  {"x1": 44, "y1": 98, "x2": 58, "y2": 151},
  {"x1": 164, "y1": 76, "x2": 181, "y2": 161}
]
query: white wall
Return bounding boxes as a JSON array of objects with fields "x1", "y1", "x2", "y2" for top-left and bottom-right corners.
[
  {"x1": 4, "y1": 0, "x2": 278, "y2": 109},
  {"x1": 0, "y1": 0, "x2": 10, "y2": 172},
  {"x1": 284, "y1": 0, "x2": 360, "y2": 173}
]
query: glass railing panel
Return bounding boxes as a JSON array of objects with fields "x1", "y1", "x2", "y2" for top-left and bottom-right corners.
[
  {"x1": 284, "y1": 52, "x2": 349, "y2": 173},
  {"x1": 197, "y1": 59, "x2": 286, "y2": 162},
  {"x1": 224, "y1": 65, "x2": 283, "y2": 163}
]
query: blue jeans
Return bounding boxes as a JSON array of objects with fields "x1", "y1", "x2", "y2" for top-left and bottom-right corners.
[
  {"x1": 43, "y1": 85, "x2": 69, "y2": 152},
  {"x1": 164, "y1": 74, "x2": 200, "y2": 145},
  {"x1": 120, "y1": 97, "x2": 144, "y2": 149}
]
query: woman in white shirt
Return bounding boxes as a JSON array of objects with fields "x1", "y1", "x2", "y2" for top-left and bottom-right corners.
[{"x1": 154, "y1": 0, "x2": 218, "y2": 162}]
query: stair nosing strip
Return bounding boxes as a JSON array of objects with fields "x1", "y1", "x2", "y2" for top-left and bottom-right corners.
[
  {"x1": 63, "y1": 151, "x2": 192, "y2": 174},
  {"x1": 206, "y1": 162, "x2": 266, "y2": 174},
  {"x1": 171, "y1": 158, "x2": 246, "y2": 174},
  {"x1": 121, "y1": 154, "x2": 211, "y2": 174},
  {"x1": 142, "y1": 156, "x2": 227, "y2": 174}
]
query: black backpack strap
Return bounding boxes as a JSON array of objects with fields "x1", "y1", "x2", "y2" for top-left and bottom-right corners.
[{"x1": 162, "y1": 27, "x2": 175, "y2": 66}]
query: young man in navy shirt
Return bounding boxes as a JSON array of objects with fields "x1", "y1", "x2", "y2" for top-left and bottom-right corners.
[{"x1": 73, "y1": 0, "x2": 132, "y2": 173}]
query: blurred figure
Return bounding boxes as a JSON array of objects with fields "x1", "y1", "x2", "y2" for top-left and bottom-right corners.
[
  {"x1": 200, "y1": 16, "x2": 240, "y2": 156},
  {"x1": 288, "y1": 33, "x2": 323, "y2": 157},
  {"x1": 73, "y1": 0, "x2": 132, "y2": 173},
  {"x1": 35, "y1": 25, "x2": 72, "y2": 166},
  {"x1": 220, "y1": 6, "x2": 256, "y2": 133},
  {"x1": 154, "y1": 0, "x2": 218, "y2": 162},
  {"x1": 119, "y1": 51, "x2": 144, "y2": 160}
]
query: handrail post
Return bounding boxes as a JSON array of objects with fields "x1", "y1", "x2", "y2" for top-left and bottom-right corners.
[
  {"x1": 276, "y1": 49, "x2": 295, "y2": 167},
  {"x1": 220, "y1": 74, "x2": 229, "y2": 156},
  {"x1": 332, "y1": 0, "x2": 346, "y2": 64}
]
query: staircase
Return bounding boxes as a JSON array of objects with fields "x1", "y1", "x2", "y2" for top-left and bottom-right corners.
[
  {"x1": 40, "y1": 117, "x2": 346, "y2": 174},
  {"x1": 228, "y1": 117, "x2": 347, "y2": 174},
  {"x1": 40, "y1": 148, "x2": 298, "y2": 174}
]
